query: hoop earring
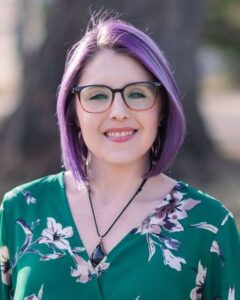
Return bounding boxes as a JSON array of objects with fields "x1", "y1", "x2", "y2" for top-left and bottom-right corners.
[
  {"x1": 78, "y1": 130, "x2": 82, "y2": 140},
  {"x1": 151, "y1": 133, "x2": 161, "y2": 163},
  {"x1": 158, "y1": 115, "x2": 164, "y2": 127}
]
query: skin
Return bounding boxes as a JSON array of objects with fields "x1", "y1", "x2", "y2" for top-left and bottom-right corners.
[
  {"x1": 65, "y1": 48, "x2": 177, "y2": 256},
  {"x1": 75, "y1": 49, "x2": 161, "y2": 180}
]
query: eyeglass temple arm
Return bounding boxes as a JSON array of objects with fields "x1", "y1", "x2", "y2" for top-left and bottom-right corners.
[{"x1": 72, "y1": 87, "x2": 82, "y2": 94}]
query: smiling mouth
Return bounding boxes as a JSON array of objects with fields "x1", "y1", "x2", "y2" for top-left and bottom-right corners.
[{"x1": 104, "y1": 130, "x2": 137, "y2": 138}]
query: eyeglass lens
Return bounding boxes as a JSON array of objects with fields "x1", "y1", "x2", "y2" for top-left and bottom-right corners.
[{"x1": 79, "y1": 82, "x2": 158, "y2": 113}]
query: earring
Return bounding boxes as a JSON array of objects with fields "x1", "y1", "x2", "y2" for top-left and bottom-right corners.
[
  {"x1": 78, "y1": 130, "x2": 82, "y2": 140},
  {"x1": 158, "y1": 115, "x2": 164, "y2": 127}
]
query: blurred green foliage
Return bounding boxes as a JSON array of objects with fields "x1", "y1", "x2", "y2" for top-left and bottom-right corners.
[{"x1": 206, "y1": 0, "x2": 240, "y2": 79}]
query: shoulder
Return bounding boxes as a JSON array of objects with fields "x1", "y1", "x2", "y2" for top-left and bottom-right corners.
[
  {"x1": 1, "y1": 172, "x2": 64, "y2": 212},
  {"x1": 175, "y1": 181, "x2": 233, "y2": 228}
]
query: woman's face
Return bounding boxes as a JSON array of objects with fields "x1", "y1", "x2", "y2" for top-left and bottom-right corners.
[{"x1": 75, "y1": 49, "x2": 163, "y2": 169}]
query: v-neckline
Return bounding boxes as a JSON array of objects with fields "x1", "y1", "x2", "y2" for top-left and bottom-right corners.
[{"x1": 58, "y1": 171, "x2": 182, "y2": 269}]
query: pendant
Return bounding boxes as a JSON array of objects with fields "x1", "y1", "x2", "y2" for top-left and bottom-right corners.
[{"x1": 90, "y1": 241, "x2": 106, "y2": 267}]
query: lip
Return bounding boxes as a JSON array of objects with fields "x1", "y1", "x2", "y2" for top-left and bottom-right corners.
[
  {"x1": 104, "y1": 127, "x2": 137, "y2": 133},
  {"x1": 104, "y1": 127, "x2": 138, "y2": 143}
]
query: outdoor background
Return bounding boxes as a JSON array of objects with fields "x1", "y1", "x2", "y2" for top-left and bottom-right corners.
[{"x1": 0, "y1": 0, "x2": 240, "y2": 226}]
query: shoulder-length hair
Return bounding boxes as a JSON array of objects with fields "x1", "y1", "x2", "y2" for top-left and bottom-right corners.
[{"x1": 57, "y1": 17, "x2": 186, "y2": 183}]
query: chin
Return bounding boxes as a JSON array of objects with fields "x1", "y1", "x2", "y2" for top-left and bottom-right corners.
[{"x1": 102, "y1": 151, "x2": 150, "y2": 166}]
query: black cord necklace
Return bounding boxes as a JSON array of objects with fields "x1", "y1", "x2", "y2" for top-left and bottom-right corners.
[{"x1": 87, "y1": 178, "x2": 147, "y2": 267}]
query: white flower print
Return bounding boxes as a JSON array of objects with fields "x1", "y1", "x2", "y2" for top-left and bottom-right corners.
[
  {"x1": 162, "y1": 248, "x2": 186, "y2": 271},
  {"x1": 190, "y1": 222, "x2": 218, "y2": 234},
  {"x1": 71, "y1": 254, "x2": 110, "y2": 283},
  {"x1": 94, "y1": 256, "x2": 110, "y2": 276},
  {"x1": 38, "y1": 217, "x2": 74, "y2": 252},
  {"x1": 221, "y1": 212, "x2": 233, "y2": 226},
  {"x1": 13, "y1": 217, "x2": 108, "y2": 284},
  {"x1": 22, "y1": 191, "x2": 37, "y2": 205},
  {"x1": 134, "y1": 214, "x2": 164, "y2": 235},
  {"x1": 71, "y1": 254, "x2": 95, "y2": 283},
  {"x1": 210, "y1": 240, "x2": 220, "y2": 255},
  {"x1": 132, "y1": 186, "x2": 200, "y2": 271},
  {"x1": 40, "y1": 253, "x2": 65, "y2": 261},
  {"x1": 190, "y1": 261, "x2": 207, "y2": 300},
  {"x1": 24, "y1": 284, "x2": 43, "y2": 300},
  {"x1": 228, "y1": 287, "x2": 235, "y2": 300},
  {"x1": 153, "y1": 191, "x2": 200, "y2": 232},
  {"x1": 210, "y1": 240, "x2": 225, "y2": 266},
  {"x1": 147, "y1": 235, "x2": 156, "y2": 261},
  {"x1": 0, "y1": 245, "x2": 11, "y2": 285}
]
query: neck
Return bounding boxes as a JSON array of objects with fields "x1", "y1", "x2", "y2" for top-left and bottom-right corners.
[{"x1": 86, "y1": 155, "x2": 150, "y2": 204}]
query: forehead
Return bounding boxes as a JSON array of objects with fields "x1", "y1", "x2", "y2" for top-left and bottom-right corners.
[{"x1": 78, "y1": 49, "x2": 154, "y2": 86}]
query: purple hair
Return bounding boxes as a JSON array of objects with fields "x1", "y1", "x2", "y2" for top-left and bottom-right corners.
[{"x1": 57, "y1": 17, "x2": 186, "y2": 182}]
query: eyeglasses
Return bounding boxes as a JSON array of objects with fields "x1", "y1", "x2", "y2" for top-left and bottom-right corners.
[{"x1": 72, "y1": 81, "x2": 162, "y2": 113}]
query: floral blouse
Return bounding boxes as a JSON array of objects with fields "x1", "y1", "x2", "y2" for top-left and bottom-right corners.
[{"x1": 0, "y1": 172, "x2": 240, "y2": 300}]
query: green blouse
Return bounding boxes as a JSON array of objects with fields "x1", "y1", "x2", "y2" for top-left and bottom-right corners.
[{"x1": 0, "y1": 172, "x2": 240, "y2": 300}]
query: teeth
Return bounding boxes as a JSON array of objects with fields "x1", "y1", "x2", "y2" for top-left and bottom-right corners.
[{"x1": 106, "y1": 130, "x2": 135, "y2": 137}]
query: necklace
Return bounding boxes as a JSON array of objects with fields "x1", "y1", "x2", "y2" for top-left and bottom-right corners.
[{"x1": 87, "y1": 178, "x2": 147, "y2": 267}]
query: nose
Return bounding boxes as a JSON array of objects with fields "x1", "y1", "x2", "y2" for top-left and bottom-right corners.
[{"x1": 108, "y1": 92, "x2": 130, "y2": 120}]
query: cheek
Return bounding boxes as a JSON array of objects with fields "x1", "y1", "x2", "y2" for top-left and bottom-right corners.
[
  {"x1": 78, "y1": 120, "x2": 97, "y2": 153},
  {"x1": 76, "y1": 104, "x2": 90, "y2": 131},
  {"x1": 146, "y1": 104, "x2": 161, "y2": 131},
  {"x1": 75, "y1": 109, "x2": 90, "y2": 141},
  {"x1": 76, "y1": 108, "x2": 102, "y2": 147},
  {"x1": 141, "y1": 115, "x2": 159, "y2": 149},
  {"x1": 144, "y1": 106, "x2": 161, "y2": 143},
  {"x1": 78, "y1": 116, "x2": 95, "y2": 138}
]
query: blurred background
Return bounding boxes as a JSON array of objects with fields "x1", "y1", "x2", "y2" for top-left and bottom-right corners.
[{"x1": 0, "y1": 0, "x2": 239, "y2": 225}]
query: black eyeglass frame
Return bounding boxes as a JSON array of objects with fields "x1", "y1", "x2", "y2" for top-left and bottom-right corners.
[{"x1": 71, "y1": 81, "x2": 162, "y2": 113}]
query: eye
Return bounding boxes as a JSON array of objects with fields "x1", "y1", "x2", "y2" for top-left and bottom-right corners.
[
  {"x1": 127, "y1": 91, "x2": 146, "y2": 99},
  {"x1": 89, "y1": 93, "x2": 109, "y2": 101}
]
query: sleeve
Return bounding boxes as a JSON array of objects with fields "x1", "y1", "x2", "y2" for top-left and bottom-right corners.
[
  {"x1": 0, "y1": 201, "x2": 13, "y2": 300},
  {"x1": 204, "y1": 213, "x2": 240, "y2": 299}
]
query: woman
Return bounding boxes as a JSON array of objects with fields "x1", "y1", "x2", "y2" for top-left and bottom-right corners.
[{"x1": 1, "y1": 17, "x2": 240, "y2": 300}]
